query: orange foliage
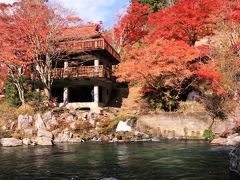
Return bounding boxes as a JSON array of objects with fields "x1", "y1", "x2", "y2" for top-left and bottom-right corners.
[{"x1": 115, "y1": 40, "x2": 199, "y2": 87}]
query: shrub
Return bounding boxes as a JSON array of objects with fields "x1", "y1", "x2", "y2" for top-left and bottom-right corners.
[
  {"x1": 15, "y1": 104, "x2": 35, "y2": 116},
  {"x1": 203, "y1": 129, "x2": 215, "y2": 141},
  {"x1": 4, "y1": 80, "x2": 21, "y2": 106},
  {"x1": 0, "y1": 99, "x2": 18, "y2": 122},
  {"x1": 0, "y1": 129, "x2": 12, "y2": 138}
]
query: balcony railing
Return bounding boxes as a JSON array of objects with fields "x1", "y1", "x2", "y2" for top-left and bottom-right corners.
[
  {"x1": 52, "y1": 65, "x2": 112, "y2": 80},
  {"x1": 58, "y1": 38, "x2": 120, "y2": 62}
]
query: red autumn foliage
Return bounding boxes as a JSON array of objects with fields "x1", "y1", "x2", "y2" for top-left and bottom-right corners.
[
  {"x1": 196, "y1": 45, "x2": 212, "y2": 57},
  {"x1": 222, "y1": 0, "x2": 240, "y2": 22},
  {"x1": 115, "y1": 40, "x2": 199, "y2": 87},
  {"x1": 0, "y1": 1, "x2": 70, "y2": 103},
  {"x1": 113, "y1": 0, "x2": 150, "y2": 51},
  {"x1": 0, "y1": 65, "x2": 7, "y2": 94},
  {"x1": 147, "y1": 0, "x2": 222, "y2": 46},
  {"x1": 194, "y1": 64, "x2": 225, "y2": 95}
]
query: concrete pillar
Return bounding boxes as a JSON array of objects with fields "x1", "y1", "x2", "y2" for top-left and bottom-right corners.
[
  {"x1": 64, "y1": 61, "x2": 68, "y2": 68},
  {"x1": 94, "y1": 59, "x2": 99, "y2": 76},
  {"x1": 94, "y1": 85, "x2": 99, "y2": 104},
  {"x1": 63, "y1": 87, "x2": 69, "y2": 104},
  {"x1": 63, "y1": 61, "x2": 69, "y2": 102}
]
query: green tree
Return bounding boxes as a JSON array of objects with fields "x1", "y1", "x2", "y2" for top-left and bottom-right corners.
[{"x1": 138, "y1": 0, "x2": 177, "y2": 12}]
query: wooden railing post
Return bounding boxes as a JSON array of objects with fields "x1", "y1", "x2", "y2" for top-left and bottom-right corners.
[{"x1": 94, "y1": 59, "x2": 99, "y2": 76}]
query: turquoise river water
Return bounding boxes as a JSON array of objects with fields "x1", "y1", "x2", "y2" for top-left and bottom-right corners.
[{"x1": 0, "y1": 140, "x2": 232, "y2": 179}]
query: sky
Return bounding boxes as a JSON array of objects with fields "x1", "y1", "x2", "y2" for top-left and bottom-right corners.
[{"x1": 0, "y1": 0, "x2": 130, "y2": 29}]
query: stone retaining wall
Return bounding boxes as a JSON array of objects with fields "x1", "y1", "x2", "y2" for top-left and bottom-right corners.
[{"x1": 138, "y1": 112, "x2": 236, "y2": 138}]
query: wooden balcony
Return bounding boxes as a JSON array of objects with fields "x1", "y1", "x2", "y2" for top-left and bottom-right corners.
[
  {"x1": 52, "y1": 65, "x2": 112, "y2": 80},
  {"x1": 59, "y1": 38, "x2": 120, "y2": 62}
]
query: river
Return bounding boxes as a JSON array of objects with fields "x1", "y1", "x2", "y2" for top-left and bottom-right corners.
[{"x1": 0, "y1": 140, "x2": 231, "y2": 179}]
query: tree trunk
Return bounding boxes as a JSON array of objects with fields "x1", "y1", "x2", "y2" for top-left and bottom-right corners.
[
  {"x1": 15, "y1": 82, "x2": 25, "y2": 106},
  {"x1": 9, "y1": 66, "x2": 26, "y2": 106},
  {"x1": 44, "y1": 87, "x2": 50, "y2": 100},
  {"x1": 209, "y1": 118, "x2": 215, "y2": 129}
]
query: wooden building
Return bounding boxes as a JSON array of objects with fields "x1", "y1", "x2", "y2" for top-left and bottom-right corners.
[{"x1": 51, "y1": 25, "x2": 120, "y2": 112}]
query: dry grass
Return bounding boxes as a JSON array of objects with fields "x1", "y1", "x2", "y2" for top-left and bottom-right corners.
[
  {"x1": 0, "y1": 99, "x2": 35, "y2": 125},
  {"x1": 178, "y1": 101, "x2": 205, "y2": 113},
  {"x1": 15, "y1": 104, "x2": 35, "y2": 116},
  {"x1": 0, "y1": 99, "x2": 18, "y2": 123}
]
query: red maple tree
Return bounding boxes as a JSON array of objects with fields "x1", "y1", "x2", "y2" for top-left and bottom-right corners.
[
  {"x1": 113, "y1": 0, "x2": 150, "y2": 52},
  {"x1": 147, "y1": 0, "x2": 223, "y2": 46},
  {"x1": 115, "y1": 40, "x2": 199, "y2": 87},
  {"x1": 0, "y1": 1, "x2": 77, "y2": 104}
]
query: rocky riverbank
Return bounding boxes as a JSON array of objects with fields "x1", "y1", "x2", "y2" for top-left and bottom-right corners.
[
  {"x1": 0, "y1": 108, "x2": 151, "y2": 147},
  {"x1": 1, "y1": 108, "x2": 240, "y2": 147}
]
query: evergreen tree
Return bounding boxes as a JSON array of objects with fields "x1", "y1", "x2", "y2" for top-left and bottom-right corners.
[{"x1": 138, "y1": 0, "x2": 177, "y2": 12}]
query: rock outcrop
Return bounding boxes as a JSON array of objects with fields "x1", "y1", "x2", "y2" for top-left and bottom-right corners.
[
  {"x1": 0, "y1": 138, "x2": 22, "y2": 147},
  {"x1": 229, "y1": 145, "x2": 240, "y2": 178},
  {"x1": 17, "y1": 115, "x2": 33, "y2": 129},
  {"x1": 35, "y1": 128, "x2": 53, "y2": 146}
]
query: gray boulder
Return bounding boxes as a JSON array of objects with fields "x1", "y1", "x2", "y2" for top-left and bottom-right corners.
[
  {"x1": 34, "y1": 113, "x2": 46, "y2": 129},
  {"x1": 35, "y1": 137, "x2": 53, "y2": 146},
  {"x1": 37, "y1": 128, "x2": 53, "y2": 139},
  {"x1": 1, "y1": 138, "x2": 22, "y2": 147},
  {"x1": 211, "y1": 138, "x2": 227, "y2": 145},
  {"x1": 42, "y1": 111, "x2": 58, "y2": 129},
  {"x1": 35, "y1": 128, "x2": 53, "y2": 146},
  {"x1": 22, "y1": 138, "x2": 31, "y2": 145},
  {"x1": 66, "y1": 115, "x2": 75, "y2": 122},
  {"x1": 229, "y1": 145, "x2": 240, "y2": 177},
  {"x1": 18, "y1": 115, "x2": 33, "y2": 129}
]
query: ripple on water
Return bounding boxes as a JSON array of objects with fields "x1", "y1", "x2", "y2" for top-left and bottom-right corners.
[{"x1": 0, "y1": 141, "x2": 230, "y2": 180}]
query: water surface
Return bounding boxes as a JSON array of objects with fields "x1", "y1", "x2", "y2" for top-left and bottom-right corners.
[{"x1": 0, "y1": 141, "x2": 231, "y2": 179}]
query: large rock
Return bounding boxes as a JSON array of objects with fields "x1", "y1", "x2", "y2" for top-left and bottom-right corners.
[
  {"x1": 34, "y1": 113, "x2": 46, "y2": 129},
  {"x1": 66, "y1": 115, "x2": 75, "y2": 122},
  {"x1": 18, "y1": 115, "x2": 33, "y2": 129},
  {"x1": 35, "y1": 137, "x2": 53, "y2": 146},
  {"x1": 55, "y1": 129, "x2": 72, "y2": 142},
  {"x1": 229, "y1": 145, "x2": 240, "y2": 177},
  {"x1": 1, "y1": 138, "x2": 22, "y2": 147},
  {"x1": 81, "y1": 112, "x2": 89, "y2": 120},
  {"x1": 226, "y1": 134, "x2": 240, "y2": 146},
  {"x1": 22, "y1": 138, "x2": 31, "y2": 145},
  {"x1": 37, "y1": 128, "x2": 53, "y2": 139},
  {"x1": 116, "y1": 121, "x2": 132, "y2": 132},
  {"x1": 211, "y1": 138, "x2": 227, "y2": 145},
  {"x1": 42, "y1": 111, "x2": 58, "y2": 129}
]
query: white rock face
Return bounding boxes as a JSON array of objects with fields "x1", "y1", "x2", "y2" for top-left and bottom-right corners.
[
  {"x1": 23, "y1": 138, "x2": 31, "y2": 145},
  {"x1": 116, "y1": 121, "x2": 132, "y2": 132},
  {"x1": 1, "y1": 138, "x2": 22, "y2": 147}
]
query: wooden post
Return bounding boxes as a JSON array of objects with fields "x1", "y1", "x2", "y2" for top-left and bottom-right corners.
[{"x1": 94, "y1": 59, "x2": 99, "y2": 76}]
